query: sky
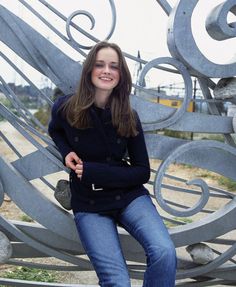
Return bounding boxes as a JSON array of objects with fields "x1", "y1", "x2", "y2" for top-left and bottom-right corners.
[{"x1": 0, "y1": 0, "x2": 236, "y2": 89}]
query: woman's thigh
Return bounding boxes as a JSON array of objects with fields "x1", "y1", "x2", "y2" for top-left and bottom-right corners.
[
  {"x1": 119, "y1": 195, "x2": 175, "y2": 254},
  {"x1": 74, "y1": 212, "x2": 130, "y2": 286}
]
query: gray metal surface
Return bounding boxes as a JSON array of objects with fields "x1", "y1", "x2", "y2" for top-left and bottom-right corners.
[{"x1": 0, "y1": 1, "x2": 236, "y2": 286}]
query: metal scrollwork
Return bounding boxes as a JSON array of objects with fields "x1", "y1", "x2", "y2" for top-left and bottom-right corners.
[
  {"x1": 206, "y1": 0, "x2": 236, "y2": 41},
  {"x1": 0, "y1": 1, "x2": 236, "y2": 286},
  {"x1": 154, "y1": 140, "x2": 236, "y2": 217},
  {"x1": 138, "y1": 57, "x2": 192, "y2": 129},
  {"x1": 167, "y1": 0, "x2": 236, "y2": 78},
  {"x1": 66, "y1": 0, "x2": 117, "y2": 49},
  {"x1": 66, "y1": 10, "x2": 96, "y2": 49}
]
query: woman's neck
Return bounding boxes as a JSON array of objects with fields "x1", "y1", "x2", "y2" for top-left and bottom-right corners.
[
  {"x1": 94, "y1": 90, "x2": 111, "y2": 108},
  {"x1": 94, "y1": 101, "x2": 106, "y2": 109}
]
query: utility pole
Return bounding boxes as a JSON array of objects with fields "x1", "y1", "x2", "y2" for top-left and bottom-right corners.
[{"x1": 191, "y1": 78, "x2": 197, "y2": 140}]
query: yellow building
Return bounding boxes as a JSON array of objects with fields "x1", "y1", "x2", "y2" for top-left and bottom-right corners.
[
  {"x1": 136, "y1": 88, "x2": 194, "y2": 112},
  {"x1": 158, "y1": 98, "x2": 194, "y2": 112}
]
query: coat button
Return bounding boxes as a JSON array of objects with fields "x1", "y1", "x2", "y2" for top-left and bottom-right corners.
[
  {"x1": 115, "y1": 195, "x2": 121, "y2": 201},
  {"x1": 74, "y1": 136, "x2": 79, "y2": 142},
  {"x1": 117, "y1": 138, "x2": 121, "y2": 144},
  {"x1": 89, "y1": 200, "x2": 95, "y2": 205}
]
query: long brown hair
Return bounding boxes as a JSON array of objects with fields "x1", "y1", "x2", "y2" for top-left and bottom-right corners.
[{"x1": 63, "y1": 41, "x2": 138, "y2": 137}]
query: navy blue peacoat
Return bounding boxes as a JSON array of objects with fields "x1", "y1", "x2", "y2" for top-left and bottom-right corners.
[{"x1": 48, "y1": 95, "x2": 150, "y2": 213}]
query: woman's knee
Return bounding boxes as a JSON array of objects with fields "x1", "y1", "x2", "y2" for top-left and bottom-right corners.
[{"x1": 148, "y1": 243, "x2": 176, "y2": 269}]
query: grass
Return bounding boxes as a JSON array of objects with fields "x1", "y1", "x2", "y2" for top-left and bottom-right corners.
[
  {"x1": 197, "y1": 171, "x2": 236, "y2": 192},
  {"x1": 218, "y1": 176, "x2": 236, "y2": 192},
  {"x1": 20, "y1": 214, "x2": 34, "y2": 222},
  {"x1": 163, "y1": 130, "x2": 192, "y2": 140},
  {"x1": 197, "y1": 170, "x2": 218, "y2": 180},
  {"x1": 170, "y1": 164, "x2": 236, "y2": 193},
  {"x1": 165, "y1": 217, "x2": 193, "y2": 228},
  {"x1": 0, "y1": 266, "x2": 57, "y2": 285},
  {"x1": 200, "y1": 134, "x2": 225, "y2": 142}
]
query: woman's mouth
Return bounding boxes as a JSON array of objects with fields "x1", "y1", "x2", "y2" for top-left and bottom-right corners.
[{"x1": 99, "y1": 77, "x2": 112, "y2": 81}]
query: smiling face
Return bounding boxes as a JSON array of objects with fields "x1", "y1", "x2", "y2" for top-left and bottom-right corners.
[{"x1": 91, "y1": 47, "x2": 120, "y2": 107}]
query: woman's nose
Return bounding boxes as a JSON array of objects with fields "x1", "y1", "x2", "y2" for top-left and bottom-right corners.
[{"x1": 104, "y1": 64, "x2": 111, "y2": 73}]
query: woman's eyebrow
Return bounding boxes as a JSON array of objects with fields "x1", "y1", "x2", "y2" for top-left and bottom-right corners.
[{"x1": 95, "y1": 60, "x2": 119, "y2": 65}]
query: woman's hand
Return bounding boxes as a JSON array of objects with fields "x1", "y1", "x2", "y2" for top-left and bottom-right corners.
[
  {"x1": 75, "y1": 163, "x2": 83, "y2": 179},
  {"x1": 65, "y1": 152, "x2": 82, "y2": 171}
]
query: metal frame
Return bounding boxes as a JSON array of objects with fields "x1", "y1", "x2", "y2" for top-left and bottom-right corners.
[{"x1": 0, "y1": 1, "x2": 236, "y2": 286}]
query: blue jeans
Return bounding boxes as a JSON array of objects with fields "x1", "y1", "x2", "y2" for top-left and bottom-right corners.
[{"x1": 74, "y1": 195, "x2": 176, "y2": 287}]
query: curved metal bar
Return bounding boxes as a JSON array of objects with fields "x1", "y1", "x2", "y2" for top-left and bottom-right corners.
[
  {"x1": 155, "y1": 0, "x2": 172, "y2": 15},
  {"x1": 154, "y1": 140, "x2": 236, "y2": 217},
  {"x1": 8, "y1": 259, "x2": 89, "y2": 271},
  {"x1": 207, "y1": 265, "x2": 236, "y2": 280},
  {"x1": 66, "y1": 10, "x2": 96, "y2": 49},
  {"x1": 185, "y1": 178, "x2": 210, "y2": 215},
  {"x1": 146, "y1": 134, "x2": 236, "y2": 182},
  {"x1": 21, "y1": 0, "x2": 174, "y2": 75},
  {"x1": 64, "y1": 1, "x2": 116, "y2": 49},
  {"x1": 1, "y1": 1, "x2": 236, "y2": 285},
  {"x1": 0, "y1": 7, "x2": 60, "y2": 84},
  {"x1": 0, "y1": 158, "x2": 77, "y2": 242},
  {"x1": 3, "y1": 221, "x2": 82, "y2": 252},
  {"x1": 0, "y1": 215, "x2": 91, "y2": 268},
  {"x1": 0, "y1": 5, "x2": 82, "y2": 94},
  {"x1": 167, "y1": 0, "x2": 236, "y2": 78},
  {"x1": 206, "y1": 0, "x2": 236, "y2": 41},
  {"x1": 131, "y1": 96, "x2": 234, "y2": 133},
  {"x1": 26, "y1": 0, "x2": 179, "y2": 77},
  {"x1": 138, "y1": 57, "x2": 192, "y2": 129},
  {"x1": 176, "y1": 243, "x2": 236, "y2": 279},
  {"x1": 170, "y1": 196, "x2": 236, "y2": 248},
  {"x1": 162, "y1": 173, "x2": 234, "y2": 199},
  {"x1": 0, "y1": 278, "x2": 98, "y2": 287},
  {"x1": 18, "y1": 0, "x2": 87, "y2": 57}
]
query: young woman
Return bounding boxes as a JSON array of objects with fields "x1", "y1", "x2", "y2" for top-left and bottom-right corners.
[{"x1": 48, "y1": 41, "x2": 176, "y2": 287}]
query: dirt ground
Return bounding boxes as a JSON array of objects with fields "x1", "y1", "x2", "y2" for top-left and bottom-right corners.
[{"x1": 0, "y1": 121, "x2": 235, "y2": 286}]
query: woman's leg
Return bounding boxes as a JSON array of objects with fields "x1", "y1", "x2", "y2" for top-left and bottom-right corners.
[
  {"x1": 74, "y1": 212, "x2": 131, "y2": 287},
  {"x1": 119, "y1": 195, "x2": 176, "y2": 287}
]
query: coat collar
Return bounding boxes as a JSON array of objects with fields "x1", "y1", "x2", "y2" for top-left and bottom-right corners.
[{"x1": 90, "y1": 104, "x2": 112, "y2": 124}]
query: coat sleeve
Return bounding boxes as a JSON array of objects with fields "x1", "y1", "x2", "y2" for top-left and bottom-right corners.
[
  {"x1": 81, "y1": 112, "x2": 150, "y2": 187},
  {"x1": 48, "y1": 97, "x2": 73, "y2": 162}
]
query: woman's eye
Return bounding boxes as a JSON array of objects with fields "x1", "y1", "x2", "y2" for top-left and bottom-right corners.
[
  {"x1": 94, "y1": 63, "x2": 104, "y2": 68},
  {"x1": 110, "y1": 65, "x2": 119, "y2": 70},
  {"x1": 94, "y1": 63, "x2": 119, "y2": 70}
]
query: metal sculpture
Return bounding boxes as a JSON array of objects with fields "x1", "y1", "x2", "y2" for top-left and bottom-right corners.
[{"x1": 0, "y1": 0, "x2": 236, "y2": 286}]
